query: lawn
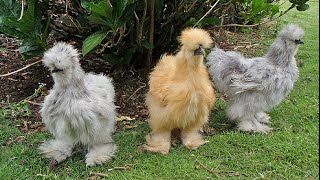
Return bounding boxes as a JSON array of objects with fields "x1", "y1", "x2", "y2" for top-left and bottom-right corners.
[{"x1": 0, "y1": 1, "x2": 318, "y2": 179}]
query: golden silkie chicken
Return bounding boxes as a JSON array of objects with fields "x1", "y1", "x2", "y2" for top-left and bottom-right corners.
[{"x1": 143, "y1": 28, "x2": 216, "y2": 154}]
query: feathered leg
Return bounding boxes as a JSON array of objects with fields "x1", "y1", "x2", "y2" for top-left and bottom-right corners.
[
  {"x1": 143, "y1": 131, "x2": 171, "y2": 155},
  {"x1": 180, "y1": 128, "x2": 209, "y2": 150},
  {"x1": 227, "y1": 103, "x2": 272, "y2": 133},
  {"x1": 38, "y1": 138, "x2": 75, "y2": 163},
  {"x1": 255, "y1": 112, "x2": 271, "y2": 124},
  {"x1": 85, "y1": 142, "x2": 117, "y2": 166}
]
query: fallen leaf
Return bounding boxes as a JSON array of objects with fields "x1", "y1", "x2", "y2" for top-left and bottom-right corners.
[
  {"x1": 15, "y1": 136, "x2": 26, "y2": 144},
  {"x1": 107, "y1": 164, "x2": 134, "y2": 171},
  {"x1": 89, "y1": 171, "x2": 108, "y2": 178},
  {"x1": 5, "y1": 138, "x2": 14, "y2": 146},
  {"x1": 228, "y1": 172, "x2": 240, "y2": 176},
  {"x1": 115, "y1": 116, "x2": 135, "y2": 122},
  {"x1": 125, "y1": 125, "x2": 137, "y2": 129}
]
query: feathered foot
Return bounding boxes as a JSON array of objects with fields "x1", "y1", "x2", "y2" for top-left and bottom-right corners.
[
  {"x1": 85, "y1": 143, "x2": 117, "y2": 166},
  {"x1": 38, "y1": 139, "x2": 74, "y2": 163},
  {"x1": 237, "y1": 117, "x2": 272, "y2": 133},
  {"x1": 255, "y1": 112, "x2": 271, "y2": 124},
  {"x1": 181, "y1": 129, "x2": 209, "y2": 150},
  {"x1": 143, "y1": 131, "x2": 171, "y2": 155}
]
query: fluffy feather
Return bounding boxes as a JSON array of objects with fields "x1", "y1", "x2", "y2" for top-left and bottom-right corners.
[
  {"x1": 39, "y1": 42, "x2": 117, "y2": 166},
  {"x1": 206, "y1": 24, "x2": 304, "y2": 133},
  {"x1": 143, "y1": 28, "x2": 216, "y2": 154}
]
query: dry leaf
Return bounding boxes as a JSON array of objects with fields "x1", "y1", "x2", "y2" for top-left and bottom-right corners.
[
  {"x1": 125, "y1": 125, "x2": 137, "y2": 129},
  {"x1": 115, "y1": 116, "x2": 135, "y2": 122},
  {"x1": 228, "y1": 172, "x2": 240, "y2": 176}
]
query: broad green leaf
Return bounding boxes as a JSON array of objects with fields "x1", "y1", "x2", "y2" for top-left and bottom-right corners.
[
  {"x1": 117, "y1": 3, "x2": 135, "y2": 27},
  {"x1": 87, "y1": 14, "x2": 112, "y2": 26},
  {"x1": 112, "y1": 0, "x2": 128, "y2": 19},
  {"x1": 82, "y1": 31, "x2": 109, "y2": 56},
  {"x1": 0, "y1": 16, "x2": 19, "y2": 35},
  {"x1": 18, "y1": 0, "x2": 36, "y2": 33},
  {"x1": 89, "y1": 0, "x2": 112, "y2": 17},
  {"x1": 19, "y1": 38, "x2": 44, "y2": 59},
  {"x1": 182, "y1": 17, "x2": 197, "y2": 27},
  {"x1": 296, "y1": 4, "x2": 309, "y2": 11}
]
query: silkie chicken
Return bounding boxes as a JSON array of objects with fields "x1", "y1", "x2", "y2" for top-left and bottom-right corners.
[
  {"x1": 206, "y1": 24, "x2": 304, "y2": 133},
  {"x1": 143, "y1": 28, "x2": 216, "y2": 154},
  {"x1": 39, "y1": 42, "x2": 117, "y2": 166}
]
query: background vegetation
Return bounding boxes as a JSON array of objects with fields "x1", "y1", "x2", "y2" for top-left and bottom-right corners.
[{"x1": 0, "y1": 0, "x2": 309, "y2": 70}]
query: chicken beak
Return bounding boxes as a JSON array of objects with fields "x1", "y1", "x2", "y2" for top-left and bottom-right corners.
[
  {"x1": 52, "y1": 68, "x2": 63, "y2": 73},
  {"x1": 194, "y1": 47, "x2": 204, "y2": 56},
  {"x1": 295, "y1": 39, "x2": 304, "y2": 44}
]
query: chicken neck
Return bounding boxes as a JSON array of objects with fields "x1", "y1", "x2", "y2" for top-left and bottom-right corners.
[{"x1": 266, "y1": 39, "x2": 299, "y2": 67}]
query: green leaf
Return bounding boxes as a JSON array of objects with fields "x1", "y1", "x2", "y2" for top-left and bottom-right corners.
[
  {"x1": 19, "y1": 38, "x2": 44, "y2": 59},
  {"x1": 87, "y1": 14, "x2": 112, "y2": 26},
  {"x1": 200, "y1": 16, "x2": 220, "y2": 25},
  {"x1": 112, "y1": 0, "x2": 129, "y2": 19},
  {"x1": 117, "y1": 3, "x2": 135, "y2": 27},
  {"x1": 89, "y1": 0, "x2": 112, "y2": 17},
  {"x1": 155, "y1": 0, "x2": 164, "y2": 21},
  {"x1": 18, "y1": 0, "x2": 36, "y2": 33},
  {"x1": 103, "y1": 53, "x2": 119, "y2": 65},
  {"x1": 0, "y1": 0, "x2": 20, "y2": 17},
  {"x1": 142, "y1": 39, "x2": 154, "y2": 49},
  {"x1": 183, "y1": 17, "x2": 197, "y2": 27},
  {"x1": 289, "y1": 0, "x2": 297, "y2": 4},
  {"x1": 296, "y1": 4, "x2": 309, "y2": 11},
  {"x1": 82, "y1": 31, "x2": 109, "y2": 56},
  {"x1": 0, "y1": 16, "x2": 24, "y2": 38},
  {"x1": 271, "y1": 5, "x2": 280, "y2": 15}
]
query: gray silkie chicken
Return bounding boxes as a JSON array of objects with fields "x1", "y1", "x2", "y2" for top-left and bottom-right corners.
[
  {"x1": 39, "y1": 42, "x2": 117, "y2": 166},
  {"x1": 206, "y1": 24, "x2": 304, "y2": 133}
]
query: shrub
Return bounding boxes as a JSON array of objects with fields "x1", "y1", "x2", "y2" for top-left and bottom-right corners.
[
  {"x1": 0, "y1": 0, "x2": 309, "y2": 70},
  {"x1": 0, "y1": 0, "x2": 50, "y2": 59}
]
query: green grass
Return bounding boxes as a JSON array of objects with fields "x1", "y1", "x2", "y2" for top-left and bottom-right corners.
[{"x1": 0, "y1": 2, "x2": 319, "y2": 179}]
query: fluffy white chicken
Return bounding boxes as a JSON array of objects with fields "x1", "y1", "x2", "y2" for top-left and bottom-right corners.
[
  {"x1": 39, "y1": 42, "x2": 117, "y2": 166},
  {"x1": 206, "y1": 24, "x2": 304, "y2": 133}
]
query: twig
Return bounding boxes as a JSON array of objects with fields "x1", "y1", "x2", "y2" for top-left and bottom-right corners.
[
  {"x1": 196, "y1": 159, "x2": 241, "y2": 175},
  {"x1": 0, "y1": 60, "x2": 42, "y2": 77},
  {"x1": 196, "y1": 159, "x2": 217, "y2": 173},
  {"x1": 107, "y1": 164, "x2": 134, "y2": 171},
  {"x1": 24, "y1": 100, "x2": 41, "y2": 106},
  {"x1": 126, "y1": 84, "x2": 146, "y2": 101},
  {"x1": 193, "y1": 0, "x2": 221, "y2": 27},
  {"x1": 18, "y1": 0, "x2": 25, "y2": 21},
  {"x1": 89, "y1": 171, "x2": 109, "y2": 178}
]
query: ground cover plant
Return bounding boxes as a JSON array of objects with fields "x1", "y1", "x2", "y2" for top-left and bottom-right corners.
[{"x1": 0, "y1": 0, "x2": 318, "y2": 179}]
